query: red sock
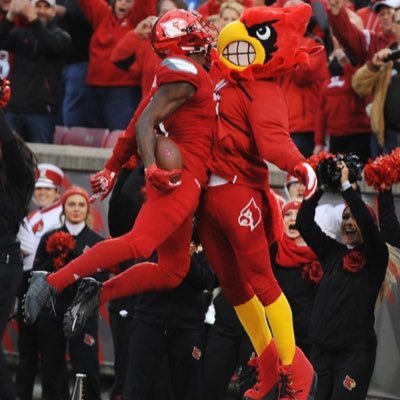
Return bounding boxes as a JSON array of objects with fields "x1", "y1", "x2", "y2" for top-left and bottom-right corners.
[
  {"x1": 47, "y1": 237, "x2": 134, "y2": 292},
  {"x1": 100, "y1": 261, "x2": 185, "y2": 304}
]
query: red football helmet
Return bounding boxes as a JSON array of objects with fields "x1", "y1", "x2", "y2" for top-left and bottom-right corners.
[{"x1": 151, "y1": 9, "x2": 217, "y2": 58}]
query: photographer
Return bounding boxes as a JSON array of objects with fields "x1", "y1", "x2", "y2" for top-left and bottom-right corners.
[
  {"x1": 296, "y1": 162, "x2": 388, "y2": 400},
  {"x1": 352, "y1": 7, "x2": 400, "y2": 153}
]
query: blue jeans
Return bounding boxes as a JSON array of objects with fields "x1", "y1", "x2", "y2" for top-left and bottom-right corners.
[
  {"x1": 5, "y1": 112, "x2": 56, "y2": 143},
  {"x1": 61, "y1": 62, "x2": 90, "y2": 127},
  {"x1": 85, "y1": 86, "x2": 142, "y2": 131}
]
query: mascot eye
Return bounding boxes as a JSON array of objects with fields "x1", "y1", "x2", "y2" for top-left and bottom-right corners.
[{"x1": 256, "y1": 26, "x2": 271, "y2": 41}]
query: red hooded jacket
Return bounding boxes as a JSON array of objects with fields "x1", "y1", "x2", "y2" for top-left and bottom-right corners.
[
  {"x1": 276, "y1": 36, "x2": 328, "y2": 135},
  {"x1": 80, "y1": 0, "x2": 156, "y2": 86},
  {"x1": 315, "y1": 64, "x2": 371, "y2": 145}
]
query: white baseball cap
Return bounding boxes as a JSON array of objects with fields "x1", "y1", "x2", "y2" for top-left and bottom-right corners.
[
  {"x1": 373, "y1": 0, "x2": 400, "y2": 13},
  {"x1": 33, "y1": 0, "x2": 56, "y2": 7}
]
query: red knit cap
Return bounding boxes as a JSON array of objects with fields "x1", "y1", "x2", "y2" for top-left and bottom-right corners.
[
  {"x1": 61, "y1": 186, "x2": 90, "y2": 207},
  {"x1": 282, "y1": 200, "x2": 302, "y2": 217}
]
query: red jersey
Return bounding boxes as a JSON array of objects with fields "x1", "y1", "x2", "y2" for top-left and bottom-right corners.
[
  {"x1": 208, "y1": 79, "x2": 304, "y2": 190},
  {"x1": 153, "y1": 56, "x2": 216, "y2": 187},
  {"x1": 107, "y1": 55, "x2": 215, "y2": 187}
]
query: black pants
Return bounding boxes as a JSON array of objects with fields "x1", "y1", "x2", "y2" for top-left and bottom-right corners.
[
  {"x1": 310, "y1": 344, "x2": 376, "y2": 400},
  {"x1": 124, "y1": 320, "x2": 203, "y2": 400},
  {"x1": 329, "y1": 133, "x2": 371, "y2": 165},
  {"x1": 37, "y1": 316, "x2": 101, "y2": 400},
  {"x1": 291, "y1": 132, "x2": 315, "y2": 158},
  {"x1": 16, "y1": 271, "x2": 40, "y2": 400},
  {"x1": 0, "y1": 263, "x2": 23, "y2": 400},
  {"x1": 202, "y1": 326, "x2": 255, "y2": 400},
  {"x1": 108, "y1": 307, "x2": 135, "y2": 400}
]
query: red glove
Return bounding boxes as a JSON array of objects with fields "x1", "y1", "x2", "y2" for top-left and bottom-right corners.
[
  {"x1": 89, "y1": 168, "x2": 117, "y2": 202},
  {"x1": 145, "y1": 163, "x2": 182, "y2": 192},
  {"x1": 0, "y1": 79, "x2": 11, "y2": 109},
  {"x1": 293, "y1": 162, "x2": 317, "y2": 200}
]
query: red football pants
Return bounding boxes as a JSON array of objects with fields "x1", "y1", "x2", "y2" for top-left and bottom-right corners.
[
  {"x1": 48, "y1": 170, "x2": 200, "y2": 299},
  {"x1": 197, "y1": 183, "x2": 281, "y2": 306}
]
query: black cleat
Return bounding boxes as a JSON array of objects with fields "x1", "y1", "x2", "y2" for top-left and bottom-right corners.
[
  {"x1": 24, "y1": 271, "x2": 55, "y2": 325},
  {"x1": 63, "y1": 277, "x2": 102, "y2": 339}
]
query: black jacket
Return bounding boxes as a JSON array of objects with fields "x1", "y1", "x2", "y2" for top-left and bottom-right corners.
[
  {"x1": 0, "y1": 109, "x2": 34, "y2": 252},
  {"x1": 297, "y1": 188, "x2": 388, "y2": 350},
  {"x1": 0, "y1": 18, "x2": 70, "y2": 113},
  {"x1": 134, "y1": 250, "x2": 214, "y2": 330},
  {"x1": 56, "y1": 0, "x2": 92, "y2": 63},
  {"x1": 33, "y1": 225, "x2": 106, "y2": 319},
  {"x1": 378, "y1": 189, "x2": 400, "y2": 248},
  {"x1": 270, "y1": 242, "x2": 318, "y2": 348}
]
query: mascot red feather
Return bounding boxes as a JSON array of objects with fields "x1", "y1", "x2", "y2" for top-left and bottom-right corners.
[{"x1": 198, "y1": 4, "x2": 319, "y2": 400}]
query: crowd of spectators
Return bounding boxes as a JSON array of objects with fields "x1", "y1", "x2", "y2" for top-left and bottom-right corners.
[{"x1": 0, "y1": 0, "x2": 399, "y2": 399}]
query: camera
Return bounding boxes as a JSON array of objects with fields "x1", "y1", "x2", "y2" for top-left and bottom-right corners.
[
  {"x1": 383, "y1": 49, "x2": 400, "y2": 62},
  {"x1": 316, "y1": 153, "x2": 363, "y2": 192}
]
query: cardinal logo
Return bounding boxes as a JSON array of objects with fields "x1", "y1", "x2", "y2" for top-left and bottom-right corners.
[
  {"x1": 238, "y1": 198, "x2": 261, "y2": 231},
  {"x1": 343, "y1": 375, "x2": 356, "y2": 391},
  {"x1": 192, "y1": 346, "x2": 202, "y2": 360},
  {"x1": 161, "y1": 18, "x2": 188, "y2": 38},
  {"x1": 84, "y1": 334, "x2": 95, "y2": 347}
]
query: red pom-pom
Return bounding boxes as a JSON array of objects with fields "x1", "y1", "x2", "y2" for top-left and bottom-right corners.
[
  {"x1": 307, "y1": 151, "x2": 335, "y2": 171},
  {"x1": 46, "y1": 231, "x2": 76, "y2": 270},
  {"x1": 364, "y1": 148, "x2": 400, "y2": 191}
]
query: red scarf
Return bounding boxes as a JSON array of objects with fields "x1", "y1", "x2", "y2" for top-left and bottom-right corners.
[
  {"x1": 276, "y1": 235, "x2": 323, "y2": 284},
  {"x1": 276, "y1": 234, "x2": 317, "y2": 267}
]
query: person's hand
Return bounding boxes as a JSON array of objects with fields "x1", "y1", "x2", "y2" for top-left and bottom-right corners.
[
  {"x1": 327, "y1": 0, "x2": 344, "y2": 16},
  {"x1": 338, "y1": 161, "x2": 349, "y2": 185},
  {"x1": 20, "y1": 0, "x2": 37, "y2": 22},
  {"x1": 0, "y1": 79, "x2": 11, "y2": 108},
  {"x1": 134, "y1": 16, "x2": 157, "y2": 39},
  {"x1": 145, "y1": 163, "x2": 182, "y2": 192},
  {"x1": 293, "y1": 162, "x2": 318, "y2": 200},
  {"x1": 89, "y1": 169, "x2": 117, "y2": 202},
  {"x1": 370, "y1": 48, "x2": 392, "y2": 69}
]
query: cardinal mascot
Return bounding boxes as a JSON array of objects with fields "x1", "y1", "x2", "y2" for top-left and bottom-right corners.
[{"x1": 197, "y1": 4, "x2": 321, "y2": 400}]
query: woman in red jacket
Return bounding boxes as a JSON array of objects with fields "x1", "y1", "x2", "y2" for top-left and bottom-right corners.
[{"x1": 81, "y1": 0, "x2": 157, "y2": 130}]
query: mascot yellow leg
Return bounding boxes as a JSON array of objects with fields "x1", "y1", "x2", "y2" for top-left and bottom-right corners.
[{"x1": 234, "y1": 296, "x2": 280, "y2": 399}]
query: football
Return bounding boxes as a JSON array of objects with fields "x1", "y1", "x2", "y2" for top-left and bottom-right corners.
[{"x1": 155, "y1": 135, "x2": 183, "y2": 183}]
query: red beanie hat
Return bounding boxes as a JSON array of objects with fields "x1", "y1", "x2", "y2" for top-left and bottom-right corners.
[
  {"x1": 62, "y1": 186, "x2": 90, "y2": 207},
  {"x1": 282, "y1": 200, "x2": 302, "y2": 217}
]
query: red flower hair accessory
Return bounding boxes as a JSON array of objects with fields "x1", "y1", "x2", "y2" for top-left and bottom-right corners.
[
  {"x1": 363, "y1": 148, "x2": 400, "y2": 192},
  {"x1": 301, "y1": 260, "x2": 323, "y2": 284},
  {"x1": 46, "y1": 231, "x2": 76, "y2": 271},
  {"x1": 343, "y1": 250, "x2": 366, "y2": 274}
]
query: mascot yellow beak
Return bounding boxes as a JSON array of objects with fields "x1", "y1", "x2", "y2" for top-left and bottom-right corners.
[{"x1": 217, "y1": 20, "x2": 266, "y2": 71}]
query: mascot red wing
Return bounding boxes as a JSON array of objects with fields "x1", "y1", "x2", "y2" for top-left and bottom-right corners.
[{"x1": 198, "y1": 4, "x2": 319, "y2": 400}]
